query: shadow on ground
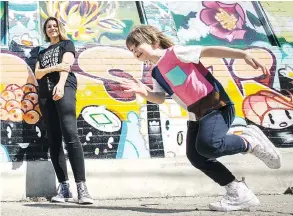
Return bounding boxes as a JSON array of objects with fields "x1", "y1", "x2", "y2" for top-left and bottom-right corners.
[
  {"x1": 23, "y1": 203, "x2": 293, "y2": 215},
  {"x1": 23, "y1": 203, "x2": 207, "y2": 214}
]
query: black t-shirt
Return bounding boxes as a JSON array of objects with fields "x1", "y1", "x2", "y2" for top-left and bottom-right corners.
[{"x1": 37, "y1": 40, "x2": 77, "y2": 97}]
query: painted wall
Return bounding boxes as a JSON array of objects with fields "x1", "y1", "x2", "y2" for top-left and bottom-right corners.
[
  {"x1": 0, "y1": 1, "x2": 6, "y2": 45},
  {"x1": 170, "y1": 1, "x2": 271, "y2": 46},
  {"x1": 1, "y1": 1, "x2": 293, "y2": 164},
  {"x1": 166, "y1": 1, "x2": 293, "y2": 149},
  {"x1": 261, "y1": 1, "x2": 293, "y2": 45}
]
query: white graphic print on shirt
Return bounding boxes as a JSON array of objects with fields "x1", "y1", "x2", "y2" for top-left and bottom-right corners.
[{"x1": 40, "y1": 46, "x2": 60, "y2": 68}]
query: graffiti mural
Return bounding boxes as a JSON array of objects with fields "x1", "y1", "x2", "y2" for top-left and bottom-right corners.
[
  {"x1": 0, "y1": 52, "x2": 49, "y2": 163},
  {"x1": 200, "y1": 43, "x2": 293, "y2": 147},
  {"x1": 74, "y1": 45, "x2": 159, "y2": 158},
  {"x1": 1, "y1": 1, "x2": 293, "y2": 164},
  {"x1": 0, "y1": 1, "x2": 7, "y2": 45},
  {"x1": 161, "y1": 1, "x2": 293, "y2": 149},
  {"x1": 0, "y1": 43, "x2": 159, "y2": 162},
  {"x1": 39, "y1": 1, "x2": 141, "y2": 45},
  {"x1": 169, "y1": 1, "x2": 270, "y2": 46},
  {"x1": 261, "y1": 2, "x2": 293, "y2": 45},
  {"x1": 8, "y1": 2, "x2": 41, "y2": 46},
  {"x1": 159, "y1": 100, "x2": 187, "y2": 157},
  {"x1": 77, "y1": 105, "x2": 122, "y2": 159},
  {"x1": 0, "y1": 144, "x2": 10, "y2": 162},
  {"x1": 142, "y1": 2, "x2": 179, "y2": 43},
  {"x1": 154, "y1": 44, "x2": 293, "y2": 149},
  {"x1": 0, "y1": 53, "x2": 40, "y2": 123},
  {"x1": 117, "y1": 111, "x2": 150, "y2": 159}
]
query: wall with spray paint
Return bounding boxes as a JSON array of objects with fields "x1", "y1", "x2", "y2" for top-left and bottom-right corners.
[
  {"x1": 1, "y1": 1, "x2": 293, "y2": 164},
  {"x1": 0, "y1": 1, "x2": 151, "y2": 163},
  {"x1": 260, "y1": 1, "x2": 293, "y2": 45},
  {"x1": 0, "y1": 1, "x2": 7, "y2": 45},
  {"x1": 170, "y1": 1, "x2": 271, "y2": 46},
  {"x1": 166, "y1": 1, "x2": 293, "y2": 149}
]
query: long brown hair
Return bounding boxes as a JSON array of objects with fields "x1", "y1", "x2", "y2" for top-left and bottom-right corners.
[
  {"x1": 43, "y1": 17, "x2": 68, "y2": 42},
  {"x1": 126, "y1": 25, "x2": 174, "y2": 50}
]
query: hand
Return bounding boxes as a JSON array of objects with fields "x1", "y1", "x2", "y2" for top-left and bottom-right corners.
[
  {"x1": 244, "y1": 53, "x2": 269, "y2": 76},
  {"x1": 52, "y1": 82, "x2": 65, "y2": 101},
  {"x1": 119, "y1": 77, "x2": 148, "y2": 97},
  {"x1": 55, "y1": 62, "x2": 71, "y2": 72}
]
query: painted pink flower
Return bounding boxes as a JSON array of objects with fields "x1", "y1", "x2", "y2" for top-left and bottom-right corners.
[{"x1": 200, "y1": 1, "x2": 246, "y2": 42}]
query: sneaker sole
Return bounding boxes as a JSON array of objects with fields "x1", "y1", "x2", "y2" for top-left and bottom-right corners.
[
  {"x1": 78, "y1": 200, "x2": 94, "y2": 205},
  {"x1": 51, "y1": 198, "x2": 65, "y2": 203},
  {"x1": 209, "y1": 193, "x2": 260, "y2": 212},
  {"x1": 65, "y1": 198, "x2": 74, "y2": 202},
  {"x1": 247, "y1": 125, "x2": 282, "y2": 169},
  {"x1": 51, "y1": 197, "x2": 74, "y2": 203},
  {"x1": 78, "y1": 198, "x2": 94, "y2": 205}
]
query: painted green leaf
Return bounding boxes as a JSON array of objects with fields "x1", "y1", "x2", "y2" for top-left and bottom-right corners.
[
  {"x1": 246, "y1": 11, "x2": 262, "y2": 27},
  {"x1": 0, "y1": 2, "x2": 5, "y2": 19},
  {"x1": 172, "y1": 12, "x2": 188, "y2": 30}
]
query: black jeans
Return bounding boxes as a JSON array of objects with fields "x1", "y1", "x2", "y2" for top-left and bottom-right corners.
[
  {"x1": 39, "y1": 86, "x2": 85, "y2": 183},
  {"x1": 186, "y1": 105, "x2": 246, "y2": 186}
]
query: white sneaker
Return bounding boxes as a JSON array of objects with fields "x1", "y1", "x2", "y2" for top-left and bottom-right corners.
[
  {"x1": 77, "y1": 182, "x2": 93, "y2": 204},
  {"x1": 228, "y1": 125, "x2": 282, "y2": 169},
  {"x1": 209, "y1": 178, "x2": 260, "y2": 212},
  {"x1": 51, "y1": 182, "x2": 74, "y2": 203}
]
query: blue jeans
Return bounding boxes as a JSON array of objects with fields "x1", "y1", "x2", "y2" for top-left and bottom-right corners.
[{"x1": 186, "y1": 105, "x2": 246, "y2": 186}]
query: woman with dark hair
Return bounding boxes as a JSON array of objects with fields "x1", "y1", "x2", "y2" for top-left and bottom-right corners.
[{"x1": 35, "y1": 16, "x2": 93, "y2": 204}]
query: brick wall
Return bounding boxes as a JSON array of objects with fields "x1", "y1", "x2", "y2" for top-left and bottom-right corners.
[
  {"x1": 261, "y1": 1, "x2": 293, "y2": 45},
  {"x1": 1, "y1": 1, "x2": 293, "y2": 163},
  {"x1": 166, "y1": 1, "x2": 293, "y2": 150}
]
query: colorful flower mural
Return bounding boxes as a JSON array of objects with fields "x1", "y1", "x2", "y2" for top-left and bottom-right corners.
[
  {"x1": 170, "y1": 1, "x2": 270, "y2": 46},
  {"x1": 1, "y1": 1, "x2": 293, "y2": 165},
  {"x1": 200, "y1": 2, "x2": 246, "y2": 42},
  {"x1": 40, "y1": 1, "x2": 140, "y2": 44}
]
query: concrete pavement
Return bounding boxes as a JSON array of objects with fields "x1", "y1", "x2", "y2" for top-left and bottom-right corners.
[
  {"x1": 1, "y1": 148, "x2": 293, "y2": 201},
  {"x1": 1, "y1": 195, "x2": 293, "y2": 216}
]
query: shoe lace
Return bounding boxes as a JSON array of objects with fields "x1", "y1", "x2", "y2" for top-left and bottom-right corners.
[
  {"x1": 57, "y1": 183, "x2": 69, "y2": 197},
  {"x1": 223, "y1": 177, "x2": 247, "y2": 201},
  {"x1": 223, "y1": 189, "x2": 237, "y2": 201},
  {"x1": 77, "y1": 183, "x2": 91, "y2": 198}
]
